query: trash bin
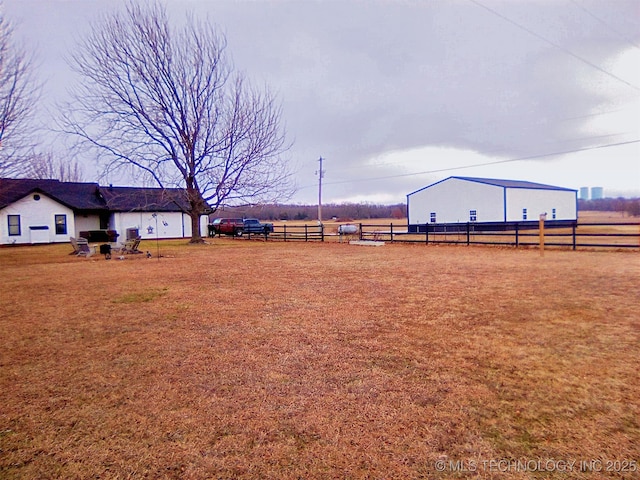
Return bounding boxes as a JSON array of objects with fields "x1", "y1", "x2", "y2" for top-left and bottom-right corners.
[{"x1": 100, "y1": 243, "x2": 112, "y2": 260}]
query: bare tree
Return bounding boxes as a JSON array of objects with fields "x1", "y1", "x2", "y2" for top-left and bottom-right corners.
[
  {"x1": 29, "y1": 151, "x2": 84, "y2": 182},
  {"x1": 63, "y1": 1, "x2": 293, "y2": 243},
  {"x1": 0, "y1": 13, "x2": 39, "y2": 177}
]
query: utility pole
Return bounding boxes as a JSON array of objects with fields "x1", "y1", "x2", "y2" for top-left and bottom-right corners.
[{"x1": 316, "y1": 156, "x2": 325, "y2": 223}]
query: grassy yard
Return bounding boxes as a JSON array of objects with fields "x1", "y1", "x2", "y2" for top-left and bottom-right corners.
[{"x1": 1, "y1": 239, "x2": 639, "y2": 478}]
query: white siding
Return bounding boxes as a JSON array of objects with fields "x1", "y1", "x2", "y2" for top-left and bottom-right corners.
[
  {"x1": 0, "y1": 193, "x2": 75, "y2": 244},
  {"x1": 408, "y1": 177, "x2": 577, "y2": 226},
  {"x1": 198, "y1": 214, "x2": 208, "y2": 238},
  {"x1": 408, "y1": 178, "x2": 504, "y2": 224},
  {"x1": 75, "y1": 214, "x2": 102, "y2": 233},
  {"x1": 506, "y1": 188, "x2": 576, "y2": 221},
  {"x1": 111, "y1": 211, "x2": 208, "y2": 241},
  {"x1": 112, "y1": 212, "x2": 183, "y2": 240}
]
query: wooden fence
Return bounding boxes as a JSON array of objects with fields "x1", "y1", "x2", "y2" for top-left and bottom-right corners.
[
  {"x1": 241, "y1": 220, "x2": 640, "y2": 250},
  {"x1": 259, "y1": 224, "x2": 325, "y2": 242},
  {"x1": 357, "y1": 221, "x2": 640, "y2": 250}
]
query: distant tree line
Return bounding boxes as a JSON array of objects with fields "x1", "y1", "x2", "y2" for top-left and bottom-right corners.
[
  {"x1": 212, "y1": 203, "x2": 407, "y2": 221},
  {"x1": 213, "y1": 198, "x2": 640, "y2": 222},
  {"x1": 578, "y1": 198, "x2": 640, "y2": 217}
]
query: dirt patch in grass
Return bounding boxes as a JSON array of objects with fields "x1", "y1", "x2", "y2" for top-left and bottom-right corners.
[{"x1": 1, "y1": 240, "x2": 638, "y2": 478}]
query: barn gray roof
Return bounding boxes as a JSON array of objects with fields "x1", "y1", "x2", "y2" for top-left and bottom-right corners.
[
  {"x1": 408, "y1": 176, "x2": 577, "y2": 196},
  {"x1": 453, "y1": 176, "x2": 576, "y2": 191}
]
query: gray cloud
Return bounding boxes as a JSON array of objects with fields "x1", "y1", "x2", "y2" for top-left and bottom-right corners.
[{"x1": 5, "y1": 0, "x2": 639, "y2": 203}]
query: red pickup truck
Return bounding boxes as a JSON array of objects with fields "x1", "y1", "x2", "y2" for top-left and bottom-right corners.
[{"x1": 209, "y1": 218, "x2": 244, "y2": 236}]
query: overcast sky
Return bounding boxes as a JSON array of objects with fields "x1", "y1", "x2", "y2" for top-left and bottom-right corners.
[{"x1": 4, "y1": 0, "x2": 640, "y2": 204}]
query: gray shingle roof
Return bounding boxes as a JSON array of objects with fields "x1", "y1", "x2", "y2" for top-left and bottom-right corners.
[
  {"x1": 100, "y1": 186, "x2": 190, "y2": 212},
  {"x1": 0, "y1": 178, "x2": 105, "y2": 210},
  {"x1": 0, "y1": 178, "x2": 199, "y2": 212}
]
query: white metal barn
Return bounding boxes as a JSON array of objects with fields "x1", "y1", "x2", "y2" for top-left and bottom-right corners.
[{"x1": 407, "y1": 176, "x2": 577, "y2": 232}]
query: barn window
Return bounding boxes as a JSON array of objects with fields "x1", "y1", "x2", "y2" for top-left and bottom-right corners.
[
  {"x1": 469, "y1": 210, "x2": 477, "y2": 222},
  {"x1": 552, "y1": 208, "x2": 556, "y2": 219},
  {"x1": 8, "y1": 215, "x2": 21, "y2": 236},
  {"x1": 522, "y1": 208, "x2": 527, "y2": 220},
  {"x1": 430, "y1": 212, "x2": 437, "y2": 223},
  {"x1": 55, "y1": 214, "x2": 67, "y2": 235}
]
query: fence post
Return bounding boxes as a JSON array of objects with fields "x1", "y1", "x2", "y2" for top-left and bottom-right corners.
[
  {"x1": 572, "y1": 222, "x2": 577, "y2": 250},
  {"x1": 284, "y1": 224, "x2": 287, "y2": 242},
  {"x1": 305, "y1": 224, "x2": 308, "y2": 242},
  {"x1": 390, "y1": 223, "x2": 394, "y2": 242},
  {"x1": 321, "y1": 223, "x2": 324, "y2": 242},
  {"x1": 539, "y1": 213, "x2": 546, "y2": 256},
  {"x1": 466, "y1": 222, "x2": 470, "y2": 246},
  {"x1": 425, "y1": 224, "x2": 429, "y2": 245},
  {"x1": 359, "y1": 223, "x2": 363, "y2": 240},
  {"x1": 515, "y1": 223, "x2": 519, "y2": 248}
]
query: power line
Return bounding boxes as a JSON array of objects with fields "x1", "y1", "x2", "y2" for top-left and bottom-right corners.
[
  {"x1": 299, "y1": 139, "x2": 640, "y2": 189},
  {"x1": 311, "y1": 105, "x2": 638, "y2": 176},
  {"x1": 569, "y1": 0, "x2": 640, "y2": 51},
  {"x1": 333, "y1": 130, "x2": 635, "y2": 175},
  {"x1": 469, "y1": 0, "x2": 640, "y2": 92}
]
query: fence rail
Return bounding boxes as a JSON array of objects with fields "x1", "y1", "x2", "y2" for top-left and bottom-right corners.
[
  {"x1": 237, "y1": 220, "x2": 639, "y2": 250},
  {"x1": 267, "y1": 224, "x2": 325, "y2": 242},
  {"x1": 356, "y1": 221, "x2": 640, "y2": 250}
]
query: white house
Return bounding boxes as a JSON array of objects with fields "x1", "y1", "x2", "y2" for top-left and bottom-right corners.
[
  {"x1": 100, "y1": 185, "x2": 208, "y2": 242},
  {"x1": 0, "y1": 178, "x2": 209, "y2": 245},
  {"x1": 407, "y1": 176, "x2": 577, "y2": 232}
]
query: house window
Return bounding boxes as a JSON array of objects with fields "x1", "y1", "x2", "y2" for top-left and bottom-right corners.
[
  {"x1": 522, "y1": 208, "x2": 527, "y2": 220},
  {"x1": 430, "y1": 212, "x2": 437, "y2": 223},
  {"x1": 469, "y1": 210, "x2": 477, "y2": 222},
  {"x1": 552, "y1": 208, "x2": 556, "y2": 220},
  {"x1": 8, "y1": 215, "x2": 21, "y2": 236},
  {"x1": 55, "y1": 214, "x2": 67, "y2": 235}
]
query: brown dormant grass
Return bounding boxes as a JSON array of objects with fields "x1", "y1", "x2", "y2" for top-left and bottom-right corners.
[{"x1": 1, "y1": 240, "x2": 639, "y2": 478}]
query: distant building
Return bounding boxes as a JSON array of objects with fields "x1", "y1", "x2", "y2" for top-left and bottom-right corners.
[
  {"x1": 579, "y1": 187, "x2": 590, "y2": 200},
  {"x1": 591, "y1": 187, "x2": 604, "y2": 200},
  {"x1": 406, "y1": 176, "x2": 577, "y2": 232}
]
